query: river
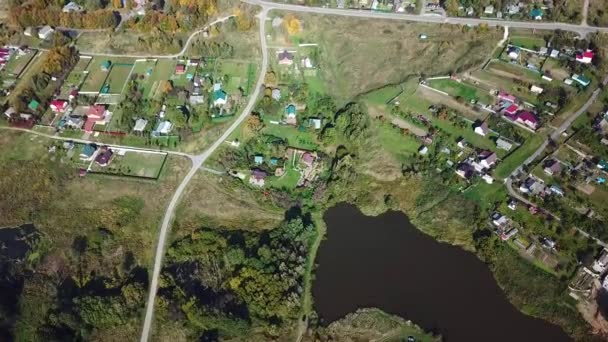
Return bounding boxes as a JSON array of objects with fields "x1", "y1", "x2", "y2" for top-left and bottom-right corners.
[{"x1": 312, "y1": 203, "x2": 571, "y2": 341}]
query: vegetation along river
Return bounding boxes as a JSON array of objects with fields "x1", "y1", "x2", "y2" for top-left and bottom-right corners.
[{"x1": 312, "y1": 203, "x2": 571, "y2": 341}]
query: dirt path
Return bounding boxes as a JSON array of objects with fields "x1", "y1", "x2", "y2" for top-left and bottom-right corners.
[
  {"x1": 418, "y1": 86, "x2": 485, "y2": 120},
  {"x1": 368, "y1": 104, "x2": 427, "y2": 137}
]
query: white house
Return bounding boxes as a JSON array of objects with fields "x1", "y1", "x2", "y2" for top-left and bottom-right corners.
[
  {"x1": 62, "y1": 1, "x2": 83, "y2": 12},
  {"x1": 530, "y1": 85, "x2": 544, "y2": 94},
  {"x1": 38, "y1": 25, "x2": 54, "y2": 40},
  {"x1": 593, "y1": 249, "x2": 608, "y2": 274},
  {"x1": 474, "y1": 121, "x2": 488, "y2": 136},
  {"x1": 484, "y1": 5, "x2": 494, "y2": 15},
  {"x1": 155, "y1": 121, "x2": 172, "y2": 135}
]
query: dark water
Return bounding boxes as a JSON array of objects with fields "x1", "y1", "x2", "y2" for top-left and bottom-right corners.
[{"x1": 313, "y1": 204, "x2": 571, "y2": 342}]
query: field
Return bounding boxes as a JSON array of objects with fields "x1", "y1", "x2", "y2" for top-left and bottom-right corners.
[
  {"x1": 170, "y1": 61, "x2": 197, "y2": 87},
  {"x1": 509, "y1": 36, "x2": 547, "y2": 50},
  {"x1": 262, "y1": 123, "x2": 319, "y2": 150},
  {"x1": 470, "y1": 69, "x2": 540, "y2": 105},
  {"x1": 286, "y1": 12, "x2": 501, "y2": 101},
  {"x1": 426, "y1": 78, "x2": 494, "y2": 104},
  {"x1": 2, "y1": 50, "x2": 37, "y2": 78},
  {"x1": 494, "y1": 133, "x2": 546, "y2": 178},
  {"x1": 90, "y1": 151, "x2": 167, "y2": 178},
  {"x1": 588, "y1": 0, "x2": 608, "y2": 26},
  {"x1": 174, "y1": 172, "x2": 284, "y2": 235},
  {"x1": 486, "y1": 60, "x2": 544, "y2": 85},
  {"x1": 80, "y1": 57, "x2": 136, "y2": 94},
  {"x1": 132, "y1": 59, "x2": 175, "y2": 98},
  {"x1": 217, "y1": 60, "x2": 255, "y2": 94},
  {"x1": 104, "y1": 63, "x2": 134, "y2": 94}
]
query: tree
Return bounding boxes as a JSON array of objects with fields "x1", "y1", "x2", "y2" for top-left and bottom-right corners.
[
  {"x1": 283, "y1": 14, "x2": 301, "y2": 36},
  {"x1": 444, "y1": 0, "x2": 459, "y2": 15},
  {"x1": 264, "y1": 71, "x2": 277, "y2": 86},
  {"x1": 246, "y1": 113, "x2": 264, "y2": 133},
  {"x1": 234, "y1": 7, "x2": 254, "y2": 31}
]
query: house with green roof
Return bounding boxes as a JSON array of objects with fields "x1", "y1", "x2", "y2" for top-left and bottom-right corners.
[
  {"x1": 212, "y1": 83, "x2": 227, "y2": 107},
  {"x1": 101, "y1": 60, "x2": 111, "y2": 71},
  {"x1": 530, "y1": 8, "x2": 543, "y2": 20},
  {"x1": 28, "y1": 99, "x2": 39, "y2": 112},
  {"x1": 572, "y1": 74, "x2": 591, "y2": 87}
]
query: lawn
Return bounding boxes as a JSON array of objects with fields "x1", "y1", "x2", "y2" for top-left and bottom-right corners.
[
  {"x1": 263, "y1": 124, "x2": 319, "y2": 150},
  {"x1": 73, "y1": 56, "x2": 92, "y2": 72},
  {"x1": 105, "y1": 64, "x2": 134, "y2": 94},
  {"x1": 487, "y1": 60, "x2": 544, "y2": 83},
  {"x1": 376, "y1": 121, "x2": 420, "y2": 163},
  {"x1": 427, "y1": 78, "x2": 494, "y2": 104},
  {"x1": 216, "y1": 60, "x2": 255, "y2": 94},
  {"x1": 267, "y1": 165, "x2": 301, "y2": 189},
  {"x1": 471, "y1": 69, "x2": 540, "y2": 105},
  {"x1": 3, "y1": 50, "x2": 37, "y2": 78},
  {"x1": 90, "y1": 151, "x2": 167, "y2": 178},
  {"x1": 80, "y1": 58, "x2": 110, "y2": 93},
  {"x1": 432, "y1": 117, "x2": 506, "y2": 156},
  {"x1": 463, "y1": 182, "x2": 508, "y2": 210},
  {"x1": 494, "y1": 133, "x2": 546, "y2": 179},
  {"x1": 171, "y1": 62, "x2": 197, "y2": 87},
  {"x1": 135, "y1": 59, "x2": 175, "y2": 99},
  {"x1": 509, "y1": 36, "x2": 547, "y2": 50}
]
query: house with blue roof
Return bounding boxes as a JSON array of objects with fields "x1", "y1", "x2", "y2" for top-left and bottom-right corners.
[
  {"x1": 572, "y1": 74, "x2": 591, "y2": 87},
  {"x1": 254, "y1": 155, "x2": 264, "y2": 165},
  {"x1": 285, "y1": 104, "x2": 297, "y2": 125}
]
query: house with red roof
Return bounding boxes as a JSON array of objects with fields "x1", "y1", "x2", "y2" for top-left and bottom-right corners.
[
  {"x1": 515, "y1": 111, "x2": 539, "y2": 129},
  {"x1": 175, "y1": 64, "x2": 185, "y2": 74},
  {"x1": 504, "y1": 104, "x2": 519, "y2": 116},
  {"x1": 498, "y1": 91, "x2": 517, "y2": 103},
  {"x1": 576, "y1": 50, "x2": 594, "y2": 64},
  {"x1": 50, "y1": 100, "x2": 68, "y2": 113},
  {"x1": 83, "y1": 105, "x2": 107, "y2": 132},
  {"x1": 69, "y1": 89, "x2": 78, "y2": 101}
]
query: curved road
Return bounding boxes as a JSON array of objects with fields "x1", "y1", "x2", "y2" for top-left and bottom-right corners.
[
  {"x1": 54, "y1": 15, "x2": 235, "y2": 59},
  {"x1": 138, "y1": 8, "x2": 269, "y2": 342}
]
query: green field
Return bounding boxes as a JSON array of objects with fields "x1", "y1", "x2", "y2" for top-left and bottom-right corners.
[
  {"x1": 427, "y1": 78, "x2": 494, "y2": 104},
  {"x1": 471, "y1": 69, "x2": 540, "y2": 105},
  {"x1": 105, "y1": 64, "x2": 134, "y2": 94},
  {"x1": 217, "y1": 60, "x2": 255, "y2": 94},
  {"x1": 487, "y1": 60, "x2": 544, "y2": 84},
  {"x1": 73, "y1": 56, "x2": 92, "y2": 72},
  {"x1": 267, "y1": 165, "x2": 301, "y2": 189},
  {"x1": 494, "y1": 133, "x2": 545, "y2": 178},
  {"x1": 133, "y1": 59, "x2": 175, "y2": 99},
  {"x1": 509, "y1": 36, "x2": 546, "y2": 50},
  {"x1": 80, "y1": 58, "x2": 111, "y2": 93},
  {"x1": 262, "y1": 124, "x2": 319, "y2": 150},
  {"x1": 3, "y1": 50, "x2": 37, "y2": 78},
  {"x1": 90, "y1": 151, "x2": 167, "y2": 178},
  {"x1": 376, "y1": 122, "x2": 420, "y2": 162},
  {"x1": 80, "y1": 57, "x2": 136, "y2": 93}
]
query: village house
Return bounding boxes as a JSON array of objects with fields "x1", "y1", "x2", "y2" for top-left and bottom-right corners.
[
  {"x1": 28, "y1": 100, "x2": 40, "y2": 112},
  {"x1": 62, "y1": 1, "x2": 83, "y2": 12},
  {"x1": 530, "y1": 7, "x2": 543, "y2": 20},
  {"x1": 456, "y1": 162, "x2": 475, "y2": 180},
  {"x1": 496, "y1": 138, "x2": 513, "y2": 151},
  {"x1": 133, "y1": 118, "x2": 148, "y2": 133},
  {"x1": 530, "y1": 85, "x2": 544, "y2": 94},
  {"x1": 212, "y1": 84, "x2": 228, "y2": 107},
  {"x1": 507, "y1": 46, "x2": 520, "y2": 59},
  {"x1": 38, "y1": 25, "x2": 54, "y2": 40},
  {"x1": 187, "y1": 58, "x2": 200, "y2": 66},
  {"x1": 476, "y1": 150, "x2": 497, "y2": 170},
  {"x1": 507, "y1": 111, "x2": 539, "y2": 130},
  {"x1": 95, "y1": 146, "x2": 113, "y2": 167},
  {"x1": 456, "y1": 137, "x2": 467, "y2": 149},
  {"x1": 474, "y1": 121, "x2": 489, "y2": 136},
  {"x1": 50, "y1": 99, "x2": 68, "y2": 113},
  {"x1": 175, "y1": 64, "x2": 186, "y2": 75},
  {"x1": 4, "y1": 107, "x2": 15, "y2": 118},
  {"x1": 101, "y1": 60, "x2": 111, "y2": 72},
  {"x1": 544, "y1": 159, "x2": 561, "y2": 176},
  {"x1": 492, "y1": 212, "x2": 508, "y2": 228},
  {"x1": 592, "y1": 249, "x2": 608, "y2": 274},
  {"x1": 254, "y1": 155, "x2": 264, "y2": 165},
  {"x1": 418, "y1": 145, "x2": 429, "y2": 155},
  {"x1": 285, "y1": 104, "x2": 297, "y2": 125},
  {"x1": 153, "y1": 120, "x2": 172, "y2": 135},
  {"x1": 84, "y1": 105, "x2": 107, "y2": 132},
  {"x1": 271, "y1": 88, "x2": 281, "y2": 101},
  {"x1": 309, "y1": 117, "x2": 322, "y2": 130},
  {"x1": 278, "y1": 50, "x2": 294, "y2": 66},
  {"x1": 69, "y1": 89, "x2": 78, "y2": 101},
  {"x1": 483, "y1": 5, "x2": 494, "y2": 15},
  {"x1": 576, "y1": 50, "x2": 594, "y2": 64},
  {"x1": 498, "y1": 91, "x2": 517, "y2": 104},
  {"x1": 301, "y1": 152, "x2": 316, "y2": 167},
  {"x1": 507, "y1": 198, "x2": 517, "y2": 210},
  {"x1": 550, "y1": 184, "x2": 564, "y2": 196},
  {"x1": 572, "y1": 74, "x2": 591, "y2": 87},
  {"x1": 80, "y1": 143, "x2": 98, "y2": 161},
  {"x1": 249, "y1": 169, "x2": 267, "y2": 187}
]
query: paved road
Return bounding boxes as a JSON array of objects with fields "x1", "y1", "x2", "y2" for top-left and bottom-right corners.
[
  {"x1": 138, "y1": 8, "x2": 269, "y2": 342},
  {"x1": 244, "y1": 0, "x2": 608, "y2": 36}
]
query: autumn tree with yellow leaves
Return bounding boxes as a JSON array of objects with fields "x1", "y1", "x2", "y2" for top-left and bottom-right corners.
[{"x1": 283, "y1": 14, "x2": 301, "y2": 36}]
